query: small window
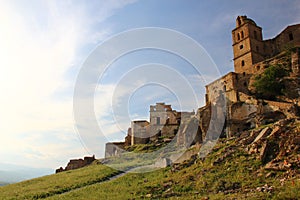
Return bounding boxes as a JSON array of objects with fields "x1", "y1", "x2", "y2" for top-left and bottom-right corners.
[
  {"x1": 238, "y1": 18, "x2": 242, "y2": 26},
  {"x1": 244, "y1": 82, "x2": 247, "y2": 87},
  {"x1": 237, "y1": 33, "x2": 240, "y2": 40},
  {"x1": 241, "y1": 31, "x2": 244, "y2": 39},
  {"x1": 289, "y1": 33, "x2": 294, "y2": 41},
  {"x1": 254, "y1": 31, "x2": 257, "y2": 39},
  {"x1": 240, "y1": 45, "x2": 244, "y2": 49},
  {"x1": 156, "y1": 117, "x2": 160, "y2": 125},
  {"x1": 256, "y1": 65, "x2": 260, "y2": 71},
  {"x1": 243, "y1": 72, "x2": 246, "y2": 76},
  {"x1": 241, "y1": 60, "x2": 245, "y2": 66}
]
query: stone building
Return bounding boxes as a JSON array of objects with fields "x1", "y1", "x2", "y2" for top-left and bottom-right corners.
[
  {"x1": 104, "y1": 16, "x2": 300, "y2": 157},
  {"x1": 232, "y1": 15, "x2": 300, "y2": 74},
  {"x1": 206, "y1": 15, "x2": 300, "y2": 106},
  {"x1": 104, "y1": 103, "x2": 195, "y2": 157},
  {"x1": 149, "y1": 103, "x2": 193, "y2": 141},
  {"x1": 205, "y1": 15, "x2": 300, "y2": 138}
]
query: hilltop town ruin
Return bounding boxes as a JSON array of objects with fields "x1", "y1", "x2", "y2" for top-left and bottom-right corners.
[{"x1": 105, "y1": 16, "x2": 300, "y2": 159}]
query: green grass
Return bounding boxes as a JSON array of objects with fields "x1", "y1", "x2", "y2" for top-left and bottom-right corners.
[
  {"x1": 1, "y1": 139, "x2": 299, "y2": 199},
  {"x1": 0, "y1": 163, "x2": 119, "y2": 200}
]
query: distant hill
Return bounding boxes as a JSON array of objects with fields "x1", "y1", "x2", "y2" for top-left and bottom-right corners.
[
  {"x1": 0, "y1": 181, "x2": 9, "y2": 186},
  {"x1": 0, "y1": 163, "x2": 53, "y2": 183}
]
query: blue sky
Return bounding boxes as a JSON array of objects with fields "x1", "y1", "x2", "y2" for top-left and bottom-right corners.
[{"x1": 0, "y1": 0, "x2": 299, "y2": 169}]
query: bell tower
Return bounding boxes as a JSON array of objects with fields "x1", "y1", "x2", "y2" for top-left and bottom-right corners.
[{"x1": 232, "y1": 16, "x2": 265, "y2": 74}]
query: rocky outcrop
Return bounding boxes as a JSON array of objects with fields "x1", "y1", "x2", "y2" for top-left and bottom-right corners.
[{"x1": 241, "y1": 119, "x2": 300, "y2": 169}]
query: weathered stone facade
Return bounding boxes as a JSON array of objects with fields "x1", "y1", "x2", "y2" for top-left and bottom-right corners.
[
  {"x1": 205, "y1": 15, "x2": 300, "y2": 138},
  {"x1": 232, "y1": 15, "x2": 300, "y2": 74},
  {"x1": 105, "y1": 142, "x2": 126, "y2": 158},
  {"x1": 131, "y1": 120, "x2": 150, "y2": 145},
  {"x1": 104, "y1": 103, "x2": 195, "y2": 157}
]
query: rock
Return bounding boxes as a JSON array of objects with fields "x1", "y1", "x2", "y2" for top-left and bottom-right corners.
[
  {"x1": 260, "y1": 140, "x2": 279, "y2": 164},
  {"x1": 253, "y1": 127, "x2": 272, "y2": 144},
  {"x1": 145, "y1": 194, "x2": 152, "y2": 198},
  {"x1": 256, "y1": 184, "x2": 274, "y2": 193},
  {"x1": 163, "y1": 181, "x2": 173, "y2": 188},
  {"x1": 265, "y1": 172, "x2": 276, "y2": 178},
  {"x1": 260, "y1": 142, "x2": 269, "y2": 163},
  {"x1": 155, "y1": 158, "x2": 172, "y2": 168},
  {"x1": 267, "y1": 126, "x2": 281, "y2": 138}
]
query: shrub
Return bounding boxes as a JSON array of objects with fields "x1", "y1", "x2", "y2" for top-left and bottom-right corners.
[{"x1": 252, "y1": 65, "x2": 287, "y2": 100}]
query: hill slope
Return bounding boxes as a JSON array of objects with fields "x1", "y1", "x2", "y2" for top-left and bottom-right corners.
[{"x1": 0, "y1": 119, "x2": 299, "y2": 200}]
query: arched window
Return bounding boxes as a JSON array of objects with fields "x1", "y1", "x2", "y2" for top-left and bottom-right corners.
[
  {"x1": 238, "y1": 18, "x2": 242, "y2": 26},
  {"x1": 241, "y1": 60, "x2": 245, "y2": 66},
  {"x1": 241, "y1": 31, "x2": 244, "y2": 38},
  {"x1": 237, "y1": 33, "x2": 240, "y2": 40}
]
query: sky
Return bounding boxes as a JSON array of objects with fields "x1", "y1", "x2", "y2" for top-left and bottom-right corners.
[{"x1": 0, "y1": 0, "x2": 299, "y2": 170}]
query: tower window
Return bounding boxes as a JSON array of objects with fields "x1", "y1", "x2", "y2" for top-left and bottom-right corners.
[
  {"x1": 240, "y1": 45, "x2": 244, "y2": 49},
  {"x1": 243, "y1": 82, "x2": 247, "y2": 87},
  {"x1": 237, "y1": 33, "x2": 240, "y2": 40},
  {"x1": 289, "y1": 33, "x2": 294, "y2": 41},
  {"x1": 241, "y1": 60, "x2": 245, "y2": 66},
  {"x1": 254, "y1": 31, "x2": 257, "y2": 39},
  {"x1": 238, "y1": 18, "x2": 242, "y2": 26},
  {"x1": 241, "y1": 31, "x2": 244, "y2": 39}
]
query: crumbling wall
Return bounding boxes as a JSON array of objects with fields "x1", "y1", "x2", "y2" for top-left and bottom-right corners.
[
  {"x1": 56, "y1": 155, "x2": 95, "y2": 173},
  {"x1": 105, "y1": 142, "x2": 125, "y2": 158}
]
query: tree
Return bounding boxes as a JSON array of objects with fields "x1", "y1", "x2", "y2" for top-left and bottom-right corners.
[{"x1": 253, "y1": 65, "x2": 287, "y2": 100}]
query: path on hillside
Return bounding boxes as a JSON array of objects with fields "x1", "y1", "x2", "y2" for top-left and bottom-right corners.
[{"x1": 42, "y1": 167, "x2": 136, "y2": 199}]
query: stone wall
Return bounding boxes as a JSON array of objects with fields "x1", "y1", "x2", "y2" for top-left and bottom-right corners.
[
  {"x1": 105, "y1": 142, "x2": 126, "y2": 158},
  {"x1": 131, "y1": 120, "x2": 150, "y2": 145},
  {"x1": 56, "y1": 155, "x2": 95, "y2": 173}
]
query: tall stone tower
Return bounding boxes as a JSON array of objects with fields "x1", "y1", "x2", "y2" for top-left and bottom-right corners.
[{"x1": 232, "y1": 16, "x2": 265, "y2": 74}]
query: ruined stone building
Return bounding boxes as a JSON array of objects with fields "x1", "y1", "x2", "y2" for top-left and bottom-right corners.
[
  {"x1": 105, "y1": 103, "x2": 194, "y2": 157},
  {"x1": 105, "y1": 16, "x2": 300, "y2": 158},
  {"x1": 204, "y1": 16, "x2": 300, "y2": 138},
  {"x1": 56, "y1": 155, "x2": 96, "y2": 173}
]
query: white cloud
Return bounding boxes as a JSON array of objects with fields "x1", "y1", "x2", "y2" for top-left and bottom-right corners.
[{"x1": 0, "y1": 1, "x2": 137, "y2": 168}]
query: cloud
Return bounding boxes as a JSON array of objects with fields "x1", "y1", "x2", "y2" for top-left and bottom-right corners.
[{"x1": 0, "y1": 0, "x2": 137, "y2": 168}]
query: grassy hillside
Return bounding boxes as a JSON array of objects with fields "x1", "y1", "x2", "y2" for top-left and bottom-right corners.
[
  {"x1": 1, "y1": 136, "x2": 299, "y2": 199},
  {"x1": 46, "y1": 139, "x2": 299, "y2": 200},
  {"x1": 1, "y1": 119, "x2": 299, "y2": 199},
  {"x1": 0, "y1": 163, "x2": 119, "y2": 199}
]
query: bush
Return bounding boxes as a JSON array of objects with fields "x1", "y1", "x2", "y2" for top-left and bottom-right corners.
[{"x1": 253, "y1": 65, "x2": 287, "y2": 100}]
